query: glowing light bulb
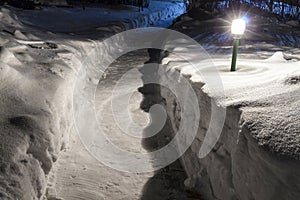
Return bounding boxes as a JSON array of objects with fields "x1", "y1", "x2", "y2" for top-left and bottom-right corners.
[{"x1": 231, "y1": 19, "x2": 246, "y2": 35}]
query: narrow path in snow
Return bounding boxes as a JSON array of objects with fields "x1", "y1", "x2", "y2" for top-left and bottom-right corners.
[{"x1": 50, "y1": 49, "x2": 202, "y2": 200}]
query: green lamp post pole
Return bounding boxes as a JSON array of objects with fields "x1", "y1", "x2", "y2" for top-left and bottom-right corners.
[
  {"x1": 231, "y1": 39, "x2": 239, "y2": 72},
  {"x1": 230, "y1": 18, "x2": 246, "y2": 72}
]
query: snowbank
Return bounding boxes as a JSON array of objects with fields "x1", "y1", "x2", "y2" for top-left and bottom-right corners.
[
  {"x1": 153, "y1": 11, "x2": 300, "y2": 200},
  {"x1": 0, "y1": 10, "x2": 75, "y2": 200},
  {"x1": 159, "y1": 50, "x2": 300, "y2": 200},
  {"x1": 0, "y1": 2, "x2": 186, "y2": 199}
]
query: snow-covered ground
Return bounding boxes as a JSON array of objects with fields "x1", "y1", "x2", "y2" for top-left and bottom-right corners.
[
  {"x1": 155, "y1": 8, "x2": 300, "y2": 200},
  {"x1": 0, "y1": 2, "x2": 187, "y2": 200},
  {"x1": 16, "y1": 1, "x2": 186, "y2": 33},
  {"x1": 1, "y1": 1, "x2": 300, "y2": 199}
]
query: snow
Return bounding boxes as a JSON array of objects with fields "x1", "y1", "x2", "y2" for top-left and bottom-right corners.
[
  {"x1": 156, "y1": 8, "x2": 300, "y2": 200},
  {"x1": 16, "y1": 1, "x2": 186, "y2": 32},
  {"x1": 162, "y1": 9, "x2": 300, "y2": 158},
  {"x1": 1, "y1": 1, "x2": 299, "y2": 199},
  {"x1": 0, "y1": 2, "x2": 186, "y2": 199},
  {"x1": 160, "y1": 49, "x2": 300, "y2": 200},
  {"x1": 162, "y1": 45, "x2": 300, "y2": 153}
]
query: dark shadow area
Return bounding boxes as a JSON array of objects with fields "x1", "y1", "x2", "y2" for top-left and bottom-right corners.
[{"x1": 138, "y1": 48, "x2": 203, "y2": 200}]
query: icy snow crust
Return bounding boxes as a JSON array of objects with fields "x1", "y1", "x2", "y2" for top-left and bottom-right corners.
[{"x1": 0, "y1": 2, "x2": 186, "y2": 199}]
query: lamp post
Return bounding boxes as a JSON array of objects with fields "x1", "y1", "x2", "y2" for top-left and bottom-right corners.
[{"x1": 230, "y1": 19, "x2": 246, "y2": 72}]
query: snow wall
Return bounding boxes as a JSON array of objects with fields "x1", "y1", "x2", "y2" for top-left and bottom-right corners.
[
  {"x1": 0, "y1": 2, "x2": 186, "y2": 199},
  {"x1": 158, "y1": 73, "x2": 300, "y2": 200},
  {"x1": 148, "y1": 41, "x2": 300, "y2": 200},
  {"x1": 148, "y1": 7, "x2": 300, "y2": 199}
]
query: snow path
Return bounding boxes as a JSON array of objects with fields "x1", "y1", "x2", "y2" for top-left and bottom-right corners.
[
  {"x1": 29, "y1": 2, "x2": 196, "y2": 200},
  {"x1": 49, "y1": 50, "x2": 200, "y2": 200},
  {"x1": 38, "y1": 3, "x2": 197, "y2": 199}
]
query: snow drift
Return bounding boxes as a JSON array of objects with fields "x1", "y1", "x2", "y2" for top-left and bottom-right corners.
[
  {"x1": 153, "y1": 10, "x2": 300, "y2": 200},
  {"x1": 158, "y1": 51, "x2": 300, "y2": 200},
  {"x1": 0, "y1": 8, "x2": 76, "y2": 199}
]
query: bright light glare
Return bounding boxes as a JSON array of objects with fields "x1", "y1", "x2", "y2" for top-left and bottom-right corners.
[{"x1": 231, "y1": 19, "x2": 246, "y2": 35}]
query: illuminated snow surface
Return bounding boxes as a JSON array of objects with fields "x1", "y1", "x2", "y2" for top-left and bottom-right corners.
[
  {"x1": 158, "y1": 9, "x2": 300, "y2": 200},
  {"x1": 0, "y1": 2, "x2": 300, "y2": 200},
  {"x1": 163, "y1": 48, "x2": 300, "y2": 157},
  {"x1": 160, "y1": 48, "x2": 300, "y2": 200}
]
